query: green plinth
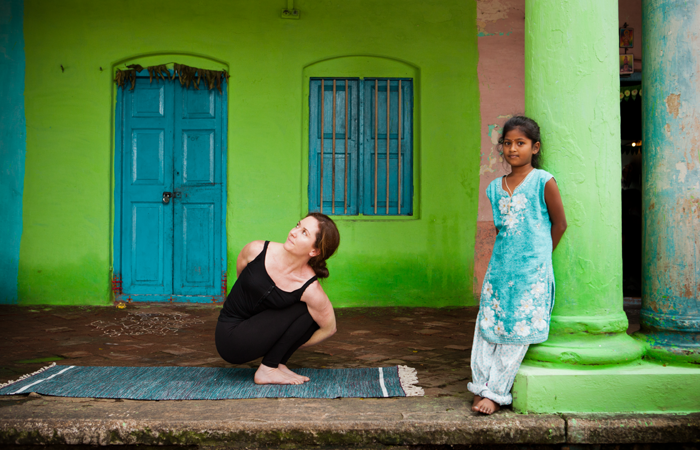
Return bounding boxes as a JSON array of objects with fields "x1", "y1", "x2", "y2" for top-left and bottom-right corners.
[{"x1": 513, "y1": 361, "x2": 700, "y2": 413}]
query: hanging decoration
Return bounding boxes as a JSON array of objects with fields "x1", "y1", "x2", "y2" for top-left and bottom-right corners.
[
  {"x1": 620, "y1": 85, "x2": 641, "y2": 102},
  {"x1": 115, "y1": 63, "x2": 229, "y2": 93}
]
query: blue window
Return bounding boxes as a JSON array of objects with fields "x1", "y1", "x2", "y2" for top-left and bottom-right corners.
[{"x1": 309, "y1": 78, "x2": 413, "y2": 216}]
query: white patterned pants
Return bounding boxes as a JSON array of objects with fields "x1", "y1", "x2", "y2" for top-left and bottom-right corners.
[{"x1": 467, "y1": 325, "x2": 529, "y2": 405}]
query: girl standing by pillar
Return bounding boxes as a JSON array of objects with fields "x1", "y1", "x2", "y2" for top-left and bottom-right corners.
[{"x1": 469, "y1": 116, "x2": 567, "y2": 414}]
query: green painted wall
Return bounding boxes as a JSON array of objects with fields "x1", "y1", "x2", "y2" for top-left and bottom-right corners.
[{"x1": 18, "y1": 0, "x2": 481, "y2": 306}]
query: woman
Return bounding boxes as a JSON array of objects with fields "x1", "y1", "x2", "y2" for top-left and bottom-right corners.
[{"x1": 215, "y1": 213, "x2": 340, "y2": 385}]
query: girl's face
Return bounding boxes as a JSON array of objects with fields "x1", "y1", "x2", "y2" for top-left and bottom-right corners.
[
  {"x1": 284, "y1": 216, "x2": 320, "y2": 258},
  {"x1": 502, "y1": 127, "x2": 540, "y2": 169}
]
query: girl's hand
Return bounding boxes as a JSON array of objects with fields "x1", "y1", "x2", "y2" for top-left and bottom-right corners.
[{"x1": 545, "y1": 179, "x2": 567, "y2": 251}]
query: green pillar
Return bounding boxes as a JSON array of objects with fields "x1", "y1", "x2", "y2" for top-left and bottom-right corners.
[
  {"x1": 522, "y1": 0, "x2": 642, "y2": 367},
  {"x1": 512, "y1": 0, "x2": 700, "y2": 414}
]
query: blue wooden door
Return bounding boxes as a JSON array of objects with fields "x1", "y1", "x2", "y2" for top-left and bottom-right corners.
[{"x1": 118, "y1": 74, "x2": 226, "y2": 302}]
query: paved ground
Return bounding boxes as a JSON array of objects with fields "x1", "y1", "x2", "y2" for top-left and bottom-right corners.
[
  {"x1": 0, "y1": 304, "x2": 477, "y2": 399},
  {"x1": 2, "y1": 301, "x2": 698, "y2": 449}
]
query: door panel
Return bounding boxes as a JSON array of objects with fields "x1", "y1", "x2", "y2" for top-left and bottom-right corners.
[
  {"x1": 131, "y1": 203, "x2": 167, "y2": 285},
  {"x1": 132, "y1": 130, "x2": 165, "y2": 184},
  {"x1": 180, "y1": 203, "x2": 215, "y2": 286},
  {"x1": 182, "y1": 130, "x2": 215, "y2": 183}
]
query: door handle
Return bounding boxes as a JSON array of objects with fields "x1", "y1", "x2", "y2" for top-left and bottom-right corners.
[{"x1": 163, "y1": 192, "x2": 172, "y2": 204}]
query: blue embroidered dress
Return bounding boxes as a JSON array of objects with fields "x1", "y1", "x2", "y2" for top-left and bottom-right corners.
[{"x1": 477, "y1": 169, "x2": 556, "y2": 345}]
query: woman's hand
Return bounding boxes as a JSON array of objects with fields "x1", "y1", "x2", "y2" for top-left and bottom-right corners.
[
  {"x1": 545, "y1": 179, "x2": 567, "y2": 251},
  {"x1": 236, "y1": 241, "x2": 265, "y2": 277},
  {"x1": 299, "y1": 282, "x2": 336, "y2": 348}
]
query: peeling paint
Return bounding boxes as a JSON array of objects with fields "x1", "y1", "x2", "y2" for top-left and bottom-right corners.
[
  {"x1": 479, "y1": 123, "x2": 504, "y2": 175},
  {"x1": 478, "y1": 31, "x2": 513, "y2": 37},
  {"x1": 675, "y1": 161, "x2": 688, "y2": 183},
  {"x1": 476, "y1": 0, "x2": 511, "y2": 32},
  {"x1": 665, "y1": 94, "x2": 681, "y2": 119}
]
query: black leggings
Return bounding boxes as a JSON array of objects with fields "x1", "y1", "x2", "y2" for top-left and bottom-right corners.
[{"x1": 215, "y1": 302, "x2": 319, "y2": 368}]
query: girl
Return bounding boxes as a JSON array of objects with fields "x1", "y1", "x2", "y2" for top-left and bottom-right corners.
[{"x1": 468, "y1": 116, "x2": 567, "y2": 414}]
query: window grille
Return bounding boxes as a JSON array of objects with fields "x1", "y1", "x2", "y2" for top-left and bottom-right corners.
[{"x1": 309, "y1": 78, "x2": 413, "y2": 216}]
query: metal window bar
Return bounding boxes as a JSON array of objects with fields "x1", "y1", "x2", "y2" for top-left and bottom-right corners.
[
  {"x1": 398, "y1": 80, "x2": 402, "y2": 213},
  {"x1": 332, "y1": 80, "x2": 336, "y2": 214},
  {"x1": 320, "y1": 79, "x2": 324, "y2": 213},
  {"x1": 386, "y1": 80, "x2": 390, "y2": 214},
  {"x1": 374, "y1": 79, "x2": 378, "y2": 214},
  {"x1": 344, "y1": 80, "x2": 349, "y2": 214}
]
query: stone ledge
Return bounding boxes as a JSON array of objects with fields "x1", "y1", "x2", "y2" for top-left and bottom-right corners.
[
  {"x1": 565, "y1": 413, "x2": 700, "y2": 445},
  {"x1": 0, "y1": 417, "x2": 565, "y2": 447},
  {"x1": 0, "y1": 396, "x2": 564, "y2": 447},
  {"x1": 1, "y1": 396, "x2": 698, "y2": 447}
]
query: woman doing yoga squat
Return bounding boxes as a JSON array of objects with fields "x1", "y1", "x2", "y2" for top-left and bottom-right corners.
[{"x1": 215, "y1": 213, "x2": 340, "y2": 385}]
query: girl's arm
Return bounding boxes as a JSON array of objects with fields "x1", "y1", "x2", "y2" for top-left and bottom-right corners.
[
  {"x1": 545, "y1": 179, "x2": 567, "y2": 251},
  {"x1": 236, "y1": 240, "x2": 265, "y2": 277},
  {"x1": 300, "y1": 282, "x2": 337, "y2": 348}
]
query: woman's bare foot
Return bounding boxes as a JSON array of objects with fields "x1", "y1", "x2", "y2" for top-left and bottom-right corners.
[
  {"x1": 472, "y1": 395, "x2": 483, "y2": 412},
  {"x1": 475, "y1": 397, "x2": 500, "y2": 415},
  {"x1": 254, "y1": 364, "x2": 304, "y2": 385},
  {"x1": 279, "y1": 364, "x2": 310, "y2": 382}
]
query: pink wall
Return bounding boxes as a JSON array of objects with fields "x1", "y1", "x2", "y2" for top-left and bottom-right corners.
[{"x1": 474, "y1": 0, "x2": 525, "y2": 297}]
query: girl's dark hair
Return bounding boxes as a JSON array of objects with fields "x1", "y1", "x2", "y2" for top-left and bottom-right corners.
[
  {"x1": 498, "y1": 116, "x2": 542, "y2": 169},
  {"x1": 306, "y1": 212, "x2": 340, "y2": 279}
]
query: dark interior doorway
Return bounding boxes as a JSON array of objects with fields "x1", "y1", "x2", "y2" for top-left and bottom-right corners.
[{"x1": 620, "y1": 79, "x2": 642, "y2": 297}]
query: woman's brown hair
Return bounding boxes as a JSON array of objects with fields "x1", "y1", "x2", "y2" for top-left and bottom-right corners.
[{"x1": 306, "y1": 212, "x2": 340, "y2": 279}]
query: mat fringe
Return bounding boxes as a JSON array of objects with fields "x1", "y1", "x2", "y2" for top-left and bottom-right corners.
[
  {"x1": 397, "y1": 365, "x2": 424, "y2": 396},
  {"x1": 0, "y1": 363, "x2": 56, "y2": 390}
]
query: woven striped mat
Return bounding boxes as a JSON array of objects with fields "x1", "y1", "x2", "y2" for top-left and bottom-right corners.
[{"x1": 0, "y1": 364, "x2": 423, "y2": 400}]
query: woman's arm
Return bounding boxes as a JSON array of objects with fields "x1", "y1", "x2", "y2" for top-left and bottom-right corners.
[
  {"x1": 545, "y1": 178, "x2": 567, "y2": 251},
  {"x1": 299, "y1": 283, "x2": 337, "y2": 348},
  {"x1": 236, "y1": 240, "x2": 265, "y2": 277}
]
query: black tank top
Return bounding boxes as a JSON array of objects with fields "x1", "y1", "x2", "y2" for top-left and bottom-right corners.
[{"x1": 218, "y1": 241, "x2": 318, "y2": 324}]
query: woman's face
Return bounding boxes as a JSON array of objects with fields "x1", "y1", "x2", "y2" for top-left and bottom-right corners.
[{"x1": 284, "y1": 216, "x2": 320, "y2": 258}]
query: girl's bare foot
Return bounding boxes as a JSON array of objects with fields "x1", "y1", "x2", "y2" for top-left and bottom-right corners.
[
  {"x1": 476, "y1": 397, "x2": 500, "y2": 415},
  {"x1": 254, "y1": 364, "x2": 303, "y2": 385},
  {"x1": 279, "y1": 364, "x2": 310, "y2": 382},
  {"x1": 472, "y1": 395, "x2": 483, "y2": 412}
]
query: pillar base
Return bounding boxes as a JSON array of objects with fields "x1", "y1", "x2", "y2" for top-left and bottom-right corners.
[
  {"x1": 633, "y1": 331, "x2": 700, "y2": 365},
  {"x1": 512, "y1": 360, "x2": 700, "y2": 413},
  {"x1": 524, "y1": 332, "x2": 645, "y2": 366}
]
